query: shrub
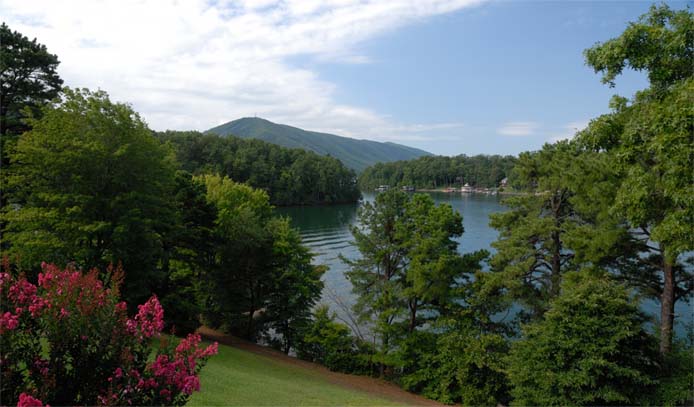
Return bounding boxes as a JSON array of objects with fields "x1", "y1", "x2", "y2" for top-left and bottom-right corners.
[
  {"x1": 0, "y1": 262, "x2": 217, "y2": 406},
  {"x1": 296, "y1": 305, "x2": 374, "y2": 375},
  {"x1": 397, "y1": 329, "x2": 510, "y2": 406},
  {"x1": 507, "y1": 272, "x2": 658, "y2": 406}
]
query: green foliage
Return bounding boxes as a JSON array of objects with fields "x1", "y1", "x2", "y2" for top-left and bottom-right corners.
[
  {"x1": 344, "y1": 189, "x2": 409, "y2": 370},
  {"x1": 296, "y1": 305, "x2": 374, "y2": 375},
  {"x1": 399, "y1": 329, "x2": 510, "y2": 406},
  {"x1": 580, "y1": 3, "x2": 694, "y2": 354},
  {"x1": 358, "y1": 154, "x2": 517, "y2": 190},
  {"x1": 157, "y1": 130, "x2": 360, "y2": 206},
  {"x1": 0, "y1": 22, "x2": 63, "y2": 147},
  {"x1": 198, "y1": 174, "x2": 323, "y2": 350},
  {"x1": 206, "y1": 117, "x2": 430, "y2": 172},
  {"x1": 507, "y1": 272, "x2": 658, "y2": 406},
  {"x1": 263, "y1": 219, "x2": 325, "y2": 354},
  {"x1": 486, "y1": 142, "x2": 584, "y2": 319},
  {"x1": 158, "y1": 171, "x2": 217, "y2": 334},
  {"x1": 2, "y1": 88, "x2": 176, "y2": 306},
  {"x1": 345, "y1": 190, "x2": 488, "y2": 380},
  {"x1": 584, "y1": 4, "x2": 693, "y2": 90},
  {"x1": 646, "y1": 338, "x2": 694, "y2": 406}
]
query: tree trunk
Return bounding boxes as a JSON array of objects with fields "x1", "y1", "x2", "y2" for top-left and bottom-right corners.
[
  {"x1": 550, "y1": 229, "x2": 562, "y2": 298},
  {"x1": 659, "y1": 258, "x2": 675, "y2": 355},
  {"x1": 408, "y1": 299, "x2": 418, "y2": 333}
]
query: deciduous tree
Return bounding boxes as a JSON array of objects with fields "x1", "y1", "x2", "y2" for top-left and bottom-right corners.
[
  {"x1": 2, "y1": 88, "x2": 177, "y2": 306},
  {"x1": 581, "y1": 4, "x2": 694, "y2": 354}
]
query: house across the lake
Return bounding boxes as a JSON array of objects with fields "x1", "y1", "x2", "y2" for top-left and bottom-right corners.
[{"x1": 461, "y1": 183, "x2": 473, "y2": 193}]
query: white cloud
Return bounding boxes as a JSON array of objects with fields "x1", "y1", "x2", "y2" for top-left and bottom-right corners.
[
  {"x1": 497, "y1": 121, "x2": 539, "y2": 136},
  {"x1": 548, "y1": 120, "x2": 589, "y2": 143},
  {"x1": 0, "y1": 0, "x2": 483, "y2": 142}
]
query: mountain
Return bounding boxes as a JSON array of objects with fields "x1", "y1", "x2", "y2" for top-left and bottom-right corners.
[{"x1": 206, "y1": 117, "x2": 431, "y2": 172}]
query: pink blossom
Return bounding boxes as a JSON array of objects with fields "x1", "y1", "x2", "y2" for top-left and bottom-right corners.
[
  {"x1": 17, "y1": 393, "x2": 46, "y2": 407},
  {"x1": 0, "y1": 311, "x2": 19, "y2": 332},
  {"x1": 181, "y1": 375, "x2": 200, "y2": 395},
  {"x1": 8, "y1": 279, "x2": 37, "y2": 305},
  {"x1": 0, "y1": 271, "x2": 10, "y2": 288},
  {"x1": 133, "y1": 296, "x2": 164, "y2": 338}
]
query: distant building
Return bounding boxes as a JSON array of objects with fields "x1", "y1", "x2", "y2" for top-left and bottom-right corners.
[
  {"x1": 376, "y1": 185, "x2": 389, "y2": 192},
  {"x1": 461, "y1": 183, "x2": 473, "y2": 193},
  {"x1": 500, "y1": 178, "x2": 508, "y2": 188},
  {"x1": 401, "y1": 185, "x2": 415, "y2": 192}
]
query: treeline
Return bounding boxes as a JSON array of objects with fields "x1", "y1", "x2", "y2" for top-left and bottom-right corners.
[
  {"x1": 358, "y1": 154, "x2": 517, "y2": 190},
  {"x1": 292, "y1": 5, "x2": 693, "y2": 406},
  {"x1": 156, "y1": 131, "x2": 360, "y2": 206}
]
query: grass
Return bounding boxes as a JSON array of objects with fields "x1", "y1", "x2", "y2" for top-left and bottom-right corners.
[{"x1": 187, "y1": 343, "x2": 399, "y2": 406}]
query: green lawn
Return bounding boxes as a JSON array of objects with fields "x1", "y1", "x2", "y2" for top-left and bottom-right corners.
[{"x1": 188, "y1": 343, "x2": 399, "y2": 406}]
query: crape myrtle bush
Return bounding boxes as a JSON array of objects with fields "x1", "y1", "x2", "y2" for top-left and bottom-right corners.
[{"x1": 0, "y1": 261, "x2": 217, "y2": 406}]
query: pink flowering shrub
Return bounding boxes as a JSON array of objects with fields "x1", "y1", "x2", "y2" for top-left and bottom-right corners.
[{"x1": 0, "y1": 261, "x2": 217, "y2": 406}]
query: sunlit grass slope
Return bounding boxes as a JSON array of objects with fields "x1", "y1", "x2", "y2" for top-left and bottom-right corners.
[{"x1": 188, "y1": 343, "x2": 398, "y2": 406}]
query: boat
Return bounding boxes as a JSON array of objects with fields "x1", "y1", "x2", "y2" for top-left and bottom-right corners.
[{"x1": 460, "y1": 183, "x2": 473, "y2": 193}]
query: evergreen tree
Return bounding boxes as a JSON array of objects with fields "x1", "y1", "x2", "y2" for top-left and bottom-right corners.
[
  {"x1": 508, "y1": 272, "x2": 658, "y2": 406},
  {"x1": 345, "y1": 190, "x2": 482, "y2": 376},
  {"x1": 0, "y1": 23, "x2": 63, "y2": 154}
]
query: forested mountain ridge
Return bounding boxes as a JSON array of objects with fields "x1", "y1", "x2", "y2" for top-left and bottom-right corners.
[
  {"x1": 156, "y1": 130, "x2": 361, "y2": 206},
  {"x1": 206, "y1": 117, "x2": 431, "y2": 172}
]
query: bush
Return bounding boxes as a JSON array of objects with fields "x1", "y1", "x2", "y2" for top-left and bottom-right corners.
[
  {"x1": 646, "y1": 336, "x2": 694, "y2": 406},
  {"x1": 507, "y1": 272, "x2": 658, "y2": 406},
  {"x1": 0, "y1": 262, "x2": 217, "y2": 406},
  {"x1": 397, "y1": 329, "x2": 510, "y2": 406},
  {"x1": 296, "y1": 305, "x2": 375, "y2": 375}
]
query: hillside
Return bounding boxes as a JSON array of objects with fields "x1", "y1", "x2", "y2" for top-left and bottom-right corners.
[
  {"x1": 190, "y1": 328, "x2": 440, "y2": 406},
  {"x1": 206, "y1": 117, "x2": 431, "y2": 172}
]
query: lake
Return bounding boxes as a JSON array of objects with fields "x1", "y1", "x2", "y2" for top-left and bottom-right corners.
[{"x1": 277, "y1": 191, "x2": 692, "y2": 338}]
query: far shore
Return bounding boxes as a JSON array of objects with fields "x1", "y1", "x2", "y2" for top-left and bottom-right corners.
[{"x1": 387, "y1": 187, "x2": 526, "y2": 196}]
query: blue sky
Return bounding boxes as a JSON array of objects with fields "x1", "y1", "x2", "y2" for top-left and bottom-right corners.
[
  {"x1": 295, "y1": 1, "x2": 663, "y2": 155},
  {"x1": 1, "y1": 0, "x2": 687, "y2": 156}
]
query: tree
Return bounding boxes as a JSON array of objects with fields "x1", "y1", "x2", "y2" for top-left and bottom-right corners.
[
  {"x1": 398, "y1": 193, "x2": 464, "y2": 331},
  {"x1": 580, "y1": 4, "x2": 694, "y2": 354},
  {"x1": 2, "y1": 88, "x2": 177, "y2": 306},
  {"x1": 507, "y1": 272, "x2": 658, "y2": 406},
  {"x1": 345, "y1": 190, "x2": 480, "y2": 376},
  {"x1": 158, "y1": 171, "x2": 217, "y2": 334},
  {"x1": 0, "y1": 23, "x2": 63, "y2": 145},
  {"x1": 199, "y1": 174, "x2": 275, "y2": 339},
  {"x1": 345, "y1": 189, "x2": 409, "y2": 375},
  {"x1": 200, "y1": 174, "x2": 322, "y2": 350},
  {"x1": 584, "y1": 4, "x2": 693, "y2": 92},
  {"x1": 485, "y1": 142, "x2": 580, "y2": 319},
  {"x1": 263, "y1": 218, "x2": 324, "y2": 354}
]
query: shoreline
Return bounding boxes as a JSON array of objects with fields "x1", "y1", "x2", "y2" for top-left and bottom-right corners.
[{"x1": 386, "y1": 188, "x2": 526, "y2": 196}]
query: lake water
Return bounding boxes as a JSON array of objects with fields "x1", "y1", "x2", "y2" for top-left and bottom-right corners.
[{"x1": 277, "y1": 192, "x2": 692, "y2": 338}]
